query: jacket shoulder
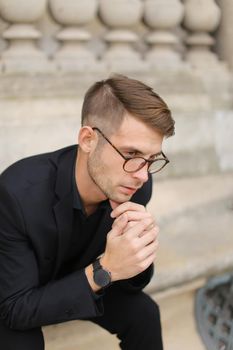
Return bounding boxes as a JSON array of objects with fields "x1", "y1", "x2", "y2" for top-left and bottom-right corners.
[{"x1": 0, "y1": 145, "x2": 76, "y2": 194}]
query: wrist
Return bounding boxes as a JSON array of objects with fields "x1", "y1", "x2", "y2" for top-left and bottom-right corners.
[
  {"x1": 100, "y1": 255, "x2": 119, "y2": 282},
  {"x1": 85, "y1": 264, "x2": 102, "y2": 293},
  {"x1": 92, "y1": 257, "x2": 112, "y2": 288}
]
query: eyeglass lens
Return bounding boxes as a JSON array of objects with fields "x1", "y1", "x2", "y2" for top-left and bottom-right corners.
[{"x1": 124, "y1": 158, "x2": 167, "y2": 173}]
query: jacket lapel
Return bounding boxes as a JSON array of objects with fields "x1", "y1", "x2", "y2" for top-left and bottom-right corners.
[
  {"x1": 53, "y1": 194, "x2": 73, "y2": 277},
  {"x1": 52, "y1": 146, "x2": 77, "y2": 277}
]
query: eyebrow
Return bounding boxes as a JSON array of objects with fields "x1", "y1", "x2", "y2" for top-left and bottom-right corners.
[
  {"x1": 150, "y1": 151, "x2": 163, "y2": 158},
  {"x1": 121, "y1": 146, "x2": 162, "y2": 158}
]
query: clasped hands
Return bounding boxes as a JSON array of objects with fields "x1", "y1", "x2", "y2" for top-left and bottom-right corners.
[{"x1": 101, "y1": 201, "x2": 159, "y2": 282}]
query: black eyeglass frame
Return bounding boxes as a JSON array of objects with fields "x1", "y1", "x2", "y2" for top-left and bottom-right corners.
[{"x1": 92, "y1": 127, "x2": 170, "y2": 174}]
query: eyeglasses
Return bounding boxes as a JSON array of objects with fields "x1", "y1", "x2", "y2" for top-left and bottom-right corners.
[{"x1": 92, "y1": 127, "x2": 169, "y2": 174}]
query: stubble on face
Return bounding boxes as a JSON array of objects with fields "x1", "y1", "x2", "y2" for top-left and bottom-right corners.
[{"x1": 87, "y1": 145, "x2": 135, "y2": 204}]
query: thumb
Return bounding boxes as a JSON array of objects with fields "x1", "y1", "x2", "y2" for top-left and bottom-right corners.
[{"x1": 110, "y1": 213, "x2": 128, "y2": 237}]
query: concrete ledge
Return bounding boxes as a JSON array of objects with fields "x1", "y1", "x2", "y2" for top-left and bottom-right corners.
[
  {"x1": 0, "y1": 70, "x2": 206, "y2": 98},
  {"x1": 43, "y1": 319, "x2": 119, "y2": 350},
  {"x1": 146, "y1": 172, "x2": 233, "y2": 294}
]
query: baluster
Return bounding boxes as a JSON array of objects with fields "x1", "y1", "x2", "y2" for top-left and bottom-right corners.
[
  {"x1": 0, "y1": 22, "x2": 5, "y2": 72},
  {"x1": 99, "y1": 0, "x2": 147, "y2": 72},
  {"x1": 49, "y1": 0, "x2": 100, "y2": 72},
  {"x1": 183, "y1": 0, "x2": 222, "y2": 69},
  {"x1": 216, "y1": 0, "x2": 233, "y2": 70},
  {"x1": 0, "y1": 0, "x2": 53, "y2": 73},
  {"x1": 144, "y1": 0, "x2": 184, "y2": 69}
]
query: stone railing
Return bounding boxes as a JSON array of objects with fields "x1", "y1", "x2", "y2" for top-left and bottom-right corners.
[{"x1": 0, "y1": 0, "x2": 232, "y2": 74}]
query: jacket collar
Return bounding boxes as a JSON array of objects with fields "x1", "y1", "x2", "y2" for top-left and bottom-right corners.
[{"x1": 54, "y1": 145, "x2": 78, "y2": 199}]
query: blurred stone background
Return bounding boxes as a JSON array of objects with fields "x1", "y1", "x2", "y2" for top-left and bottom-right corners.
[{"x1": 0, "y1": 0, "x2": 232, "y2": 349}]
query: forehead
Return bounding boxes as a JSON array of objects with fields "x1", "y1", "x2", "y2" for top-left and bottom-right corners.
[{"x1": 110, "y1": 113, "x2": 164, "y2": 153}]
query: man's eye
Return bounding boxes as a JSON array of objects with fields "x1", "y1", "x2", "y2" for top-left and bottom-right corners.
[{"x1": 125, "y1": 151, "x2": 137, "y2": 157}]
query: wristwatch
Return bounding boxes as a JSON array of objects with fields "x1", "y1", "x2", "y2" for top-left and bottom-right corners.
[{"x1": 93, "y1": 258, "x2": 112, "y2": 288}]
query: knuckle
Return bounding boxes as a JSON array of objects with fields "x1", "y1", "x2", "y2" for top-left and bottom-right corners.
[
  {"x1": 135, "y1": 250, "x2": 143, "y2": 261},
  {"x1": 146, "y1": 212, "x2": 153, "y2": 219},
  {"x1": 127, "y1": 221, "x2": 136, "y2": 229},
  {"x1": 143, "y1": 219, "x2": 152, "y2": 230},
  {"x1": 139, "y1": 204, "x2": 146, "y2": 212},
  {"x1": 138, "y1": 261, "x2": 146, "y2": 272},
  {"x1": 124, "y1": 234, "x2": 131, "y2": 244},
  {"x1": 125, "y1": 237, "x2": 138, "y2": 252},
  {"x1": 131, "y1": 241, "x2": 140, "y2": 254},
  {"x1": 153, "y1": 227, "x2": 159, "y2": 237},
  {"x1": 123, "y1": 201, "x2": 131, "y2": 210},
  {"x1": 152, "y1": 253, "x2": 157, "y2": 261}
]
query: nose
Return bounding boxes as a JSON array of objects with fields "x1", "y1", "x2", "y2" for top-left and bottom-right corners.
[{"x1": 132, "y1": 165, "x2": 149, "y2": 183}]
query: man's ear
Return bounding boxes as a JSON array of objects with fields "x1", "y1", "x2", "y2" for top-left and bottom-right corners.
[{"x1": 78, "y1": 126, "x2": 97, "y2": 153}]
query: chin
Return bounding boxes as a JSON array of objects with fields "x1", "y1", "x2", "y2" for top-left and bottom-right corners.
[{"x1": 114, "y1": 193, "x2": 133, "y2": 203}]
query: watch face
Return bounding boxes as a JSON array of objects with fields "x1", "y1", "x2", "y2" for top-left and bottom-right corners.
[{"x1": 94, "y1": 269, "x2": 111, "y2": 287}]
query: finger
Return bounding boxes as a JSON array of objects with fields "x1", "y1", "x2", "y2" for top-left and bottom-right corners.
[
  {"x1": 125, "y1": 221, "x2": 137, "y2": 230},
  {"x1": 124, "y1": 218, "x2": 153, "y2": 238},
  {"x1": 139, "y1": 224, "x2": 159, "y2": 237},
  {"x1": 136, "y1": 252, "x2": 156, "y2": 274},
  {"x1": 113, "y1": 212, "x2": 155, "y2": 231},
  {"x1": 111, "y1": 212, "x2": 129, "y2": 229},
  {"x1": 126, "y1": 220, "x2": 157, "y2": 232},
  {"x1": 138, "y1": 227, "x2": 159, "y2": 246},
  {"x1": 111, "y1": 201, "x2": 145, "y2": 218},
  {"x1": 141, "y1": 252, "x2": 157, "y2": 271},
  {"x1": 112, "y1": 213, "x2": 155, "y2": 234},
  {"x1": 110, "y1": 213, "x2": 128, "y2": 237},
  {"x1": 121, "y1": 210, "x2": 152, "y2": 222},
  {"x1": 139, "y1": 240, "x2": 159, "y2": 261}
]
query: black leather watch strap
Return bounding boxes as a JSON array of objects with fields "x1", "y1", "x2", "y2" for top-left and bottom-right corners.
[{"x1": 93, "y1": 258, "x2": 102, "y2": 271}]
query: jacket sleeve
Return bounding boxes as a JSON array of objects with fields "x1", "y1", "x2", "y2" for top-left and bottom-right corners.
[
  {"x1": 0, "y1": 183, "x2": 103, "y2": 331},
  {"x1": 116, "y1": 264, "x2": 154, "y2": 293}
]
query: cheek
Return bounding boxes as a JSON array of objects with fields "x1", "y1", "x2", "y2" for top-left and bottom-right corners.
[
  {"x1": 102, "y1": 155, "x2": 123, "y2": 177},
  {"x1": 92, "y1": 147, "x2": 127, "y2": 181}
]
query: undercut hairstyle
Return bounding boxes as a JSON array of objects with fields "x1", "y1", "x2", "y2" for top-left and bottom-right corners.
[{"x1": 81, "y1": 74, "x2": 175, "y2": 138}]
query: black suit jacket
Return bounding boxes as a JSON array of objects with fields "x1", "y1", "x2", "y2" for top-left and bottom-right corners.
[{"x1": 0, "y1": 145, "x2": 153, "y2": 330}]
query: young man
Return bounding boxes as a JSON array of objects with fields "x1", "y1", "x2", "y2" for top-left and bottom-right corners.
[{"x1": 0, "y1": 75, "x2": 175, "y2": 349}]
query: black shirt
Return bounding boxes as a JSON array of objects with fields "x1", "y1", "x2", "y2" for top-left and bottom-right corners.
[{"x1": 59, "y1": 167, "x2": 110, "y2": 276}]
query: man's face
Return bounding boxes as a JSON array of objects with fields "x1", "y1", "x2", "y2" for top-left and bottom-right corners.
[{"x1": 87, "y1": 113, "x2": 164, "y2": 204}]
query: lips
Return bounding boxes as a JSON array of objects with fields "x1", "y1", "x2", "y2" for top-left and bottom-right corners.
[
  {"x1": 119, "y1": 185, "x2": 140, "y2": 195},
  {"x1": 124, "y1": 186, "x2": 138, "y2": 191}
]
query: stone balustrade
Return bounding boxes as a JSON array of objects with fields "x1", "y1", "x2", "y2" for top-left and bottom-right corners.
[{"x1": 0, "y1": 0, "x2": 231, "y2": 74}]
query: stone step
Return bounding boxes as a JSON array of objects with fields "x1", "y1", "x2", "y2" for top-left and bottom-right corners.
[
  {"x1": 147, "y1": 172, "x2": 233, "y2": 293},
  {"x1": 43, "y1": 319, "x2": 119, "y2": 350},
  {"x1": 155, "y1": 280, "x2": 206, "y2": 350}
]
